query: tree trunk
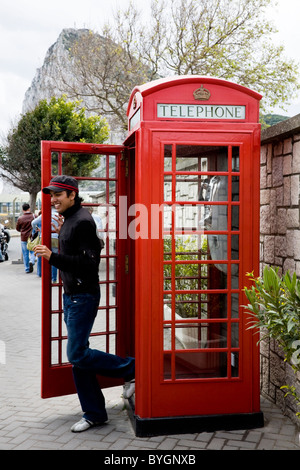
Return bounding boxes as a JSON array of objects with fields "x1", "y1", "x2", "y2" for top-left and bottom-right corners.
[{"x1": 29, "y1": 192, "x2": 38, "y2": 214}]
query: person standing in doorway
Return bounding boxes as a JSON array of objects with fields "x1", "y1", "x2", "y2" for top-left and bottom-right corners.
[
  {"x1": 16, "y1": 203, "x2": 35, "y2": 273},
  {"x1": 34, "y1": 175, "x2": 135, "y2": 432}
]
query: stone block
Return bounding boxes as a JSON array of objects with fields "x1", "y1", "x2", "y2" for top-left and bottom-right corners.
[
  {"x1": 260, "y1": 189, "x2": 270, "y2": 205},
  {"x1": 264, "y1": 236, "x2": 275, "y2": 264},
  {"x1": 277, "y1": 208, "x2": 287, "y2": 234},
  {"x1": 260, "y1": 164, "x2": 267, "y2": 189},
  {"x1": 274, "y1": 142, "x2": 283, "y2": 157},
  {"x1": 272, "y1": 156, "x2": 283, "y2": 187},
  {"x1": 260, "y1": 206, "x2": 271, "y2": 234},
  {"x1": 283, "y1": 176, "x2": 291, "y2": 206},
  {"x1": 286, "y1": 230, "x2": 295, "y2": 257},
  {"x1": 283, "y1": 138, "x2": 293, "y2": 155},
  {"x1": 294, "y1": 230, "x2": 300, "y2": 260},
  {"x1": 292, "y1": 140, "x2": 300, "y2": 173},
  {"x1": 283, "y1": 258, "x2": 296, "y2": 274},
  {"x1": 291, "y1": 174, "x2": 299, "y2": 206},
  {"x1": 260, "y1": 145, "x2": 267, "y2": 164},
  {"x1": 287, "y1": 208, "x2": 299, "y2": 228},
  {"x1": 283, "y1": 154, "x2": 292, "y2": 175},
  {"x1": 275, "y1": 235, "x2": 286, "y2": 257}
]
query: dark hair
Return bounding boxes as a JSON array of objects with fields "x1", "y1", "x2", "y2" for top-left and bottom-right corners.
[
  {"x1": 66, "y1": 190, "x2": 83, "y2": 205},
  {"x1": 22, "y1": 203, "x2": 30, "y2": 211}
]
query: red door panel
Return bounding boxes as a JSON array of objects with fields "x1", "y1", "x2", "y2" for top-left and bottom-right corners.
[
  {"x1": 148, "y1": 130, "x2": 260, "y2": 417},
  {"x1": 41, "y1": 141, "x2": 130, "y2": 398}
]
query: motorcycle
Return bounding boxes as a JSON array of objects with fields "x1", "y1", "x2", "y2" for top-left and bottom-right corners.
[{"x1": 0, "y1": 221, "x2": 10, "y2": 262}]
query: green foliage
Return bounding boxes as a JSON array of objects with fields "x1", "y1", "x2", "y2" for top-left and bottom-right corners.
[
  {"x1": 262, "y1": 114, "x2": 290, "y2": 127},
  {"x1": 164, "y1": 236, "x2": 208, "y2": 317},
  {"x1": 244, "y1": 266, "x2": 300, "y2": 417},
  {"x1": 0, "y1": 96, "x2": 109, "y2": 207}
]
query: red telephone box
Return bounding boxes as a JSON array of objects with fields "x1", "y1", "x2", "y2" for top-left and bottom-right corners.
[{"x1": 41, "y1": 76, "x2": 264, "y2": 436}]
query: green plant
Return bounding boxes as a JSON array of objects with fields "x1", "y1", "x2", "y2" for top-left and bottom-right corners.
[
  {"x1": 244, "y1": 266, "x2": 300, "y2": 418},
  {"x1": 164, "y1": 235, "x2": 208, "y2": 318}
]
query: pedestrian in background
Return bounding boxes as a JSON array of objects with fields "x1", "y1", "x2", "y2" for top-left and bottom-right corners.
[{"x1": 16, "y1": 203, "x2": 35, "y2": 273}]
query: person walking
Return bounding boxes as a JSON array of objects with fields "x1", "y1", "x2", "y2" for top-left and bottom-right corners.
[
  {"x1": 16, "y1": 203, "x2": 35, "y2": 273},
  {"x1": 34, "y1": 175, "x2": 135, "y2": 432}
]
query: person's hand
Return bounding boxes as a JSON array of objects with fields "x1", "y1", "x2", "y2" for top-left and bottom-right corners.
[
  {"x1": 34, "y1": 244, "x2": 52, "y2": 261},
  {"x1": 52, "y1": 214, "x2": 64, "y2": 234}
]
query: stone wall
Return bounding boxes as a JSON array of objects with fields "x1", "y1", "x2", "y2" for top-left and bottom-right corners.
[{"x1": 260, "y1": 115, "x2": 300, "y2": 427}]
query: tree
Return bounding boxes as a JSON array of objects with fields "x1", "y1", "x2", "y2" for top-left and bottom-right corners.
[
  {"x1": 0, "y1": 96, "x2": 109, "y2": 210},
  {"x1": 52, "y1": 0, "x2": 299, "y2": 131}
]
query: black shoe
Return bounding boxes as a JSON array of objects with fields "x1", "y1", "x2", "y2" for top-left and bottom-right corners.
[{"x1": 29, "y1": 262, "x2": 34, "y2": 273}]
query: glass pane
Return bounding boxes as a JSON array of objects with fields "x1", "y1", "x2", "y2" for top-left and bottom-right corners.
[
  {"x1": 200, "y1": 204, "x2": 228, "y2": 231},
  {"x1": 174, "y1": 323, "x2": 227, "y2": 349},
  {"x1": 174, "y1": 234, "x2": 206, "y2": 260},
  {"x1": 51, "y1": 152, "x2": 59, "y2": 175},
  {"x1": 163, "y1": 264, "x2": 172, "y2": 291},
  {"x1": 163, "y1": 235, "x2": 172, "y2": 260},
  {"x1": 164, "y1": 144, "x2": 172, "y2": 171},
  {"x1": 176, "y1": 145, "x2": 228, "y2": 172},
  {"x1": 109, "y1": 258, "x2": 117, "y2": 281},
  {"x1": 232, "y1": 175, "x2": 239, "y2": 201},
  {"x1": 231, "y1": 264, "x2": 239, "y2": 289},
  {"x1": 171, "y1": 262, "x2": 228, "y2": 290},
  {"x1": 174, "y1": 351, "x2": 227, "y2": 379},
  {"x1": 109, "y1": 309, "x2": 116, "y2": 331},
  {"x1": 61, "y1": 153, "x2": 105, "y2": 178},
  {"x1": 109, "y1": 155, "x2": 116, "y2": 177},
  {"x1": 176, "y1": 175, "x2": 202, "y2": 201},
  {"x1": 109, "y1": 181, "x2": 116, "y2": 204},
  {"x1": 232, "y1": 147, "x2": 240, "y2": 172},
  {"x1": 231, "y1": 323, "x2": 239, "y2": 348},
  {"x1": 207, "y1": 235, "x2": 228, "y2": 260},
  {"x1": 164, "y1": 205, "x2": 172, "y2": 231},
  {"x1": 231, "y1": 352, "x2": 239, "y2": 377},
  {"x1": 199, "y1": 175, "x2": 228, "y2": 202},
  {"x1": 231, "y1": 235, "x2": 239, "y2": 260},
  {"x1": 164, "y1": 175, "x2": 172, "y2": 201},
  {"x1": 78, "y1": 179, "x2": 106, "y2": 193},
  {"x1": 93, "y1": 309, "x2": 107, "y2": 333},
  {"x1": 231, "y1": 205, "x2": 239, "y2": 231},
  {"x1": 175, "y1": 293, "x2": 227, "y2": 319},
  {"x1": 100, "y1": 284, "x2": 107, "y2": 307},
  {"x1": 109, "y1": 283, "x2": 117, "y2": 306},
  {"x1": 175, "y1": 205, "x2": 227, "y2": 232},
  {"x1": 51, "y1": 341, "x2": 59, "y2": 365},
  {"x1": 51, "y1": 314, "x2": 59, "y2": 338},
  {"x1": 108, "y1": 206, "x2": 116, "y2": 230},
  {"x1": 231, "y1": 293, "x2": 239, "y2": 319}
]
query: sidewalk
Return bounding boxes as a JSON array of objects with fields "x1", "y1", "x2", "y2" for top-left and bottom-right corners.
[{"x1": 0, "y1": 234, "x2": 299, "y2": 451}]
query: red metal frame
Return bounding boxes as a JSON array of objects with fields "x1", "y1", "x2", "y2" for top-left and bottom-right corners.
[
  {"x1": 40, "y1": 141, "x2": 131, "y2": 398},
  {"x1": 126, "y1": 77, "x2": 262, "y2": 420}
]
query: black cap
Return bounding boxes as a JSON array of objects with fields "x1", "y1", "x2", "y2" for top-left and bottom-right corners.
[{"x1": 42, "y1": 175, "x2": 79, "y2": 194}]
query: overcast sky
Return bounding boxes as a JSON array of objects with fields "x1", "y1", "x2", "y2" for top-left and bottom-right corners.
[{"x1": 0, "y1": 0, "x2": 299, "y2": 137}]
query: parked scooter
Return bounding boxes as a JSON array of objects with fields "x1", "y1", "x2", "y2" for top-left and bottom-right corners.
[{"x1": 0, "y1": 221, "x2": 10, "y2": 262}]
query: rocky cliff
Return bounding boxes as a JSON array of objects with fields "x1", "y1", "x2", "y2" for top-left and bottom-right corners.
[
  {"x1": 23, "y1": 29, "x2": 90, "y2": 114},
  {"x1": 22, "y1": 28, "x2": 124, "y2": 143}
]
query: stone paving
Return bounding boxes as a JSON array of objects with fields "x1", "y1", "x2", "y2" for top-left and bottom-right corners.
[{"x1": 0, "y1": 235, "x2": 299, "y2": 451}]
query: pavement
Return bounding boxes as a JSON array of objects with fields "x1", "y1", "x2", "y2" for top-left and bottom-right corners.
[{"x1": 0, "y1": 233, "x2": 300, "y2": 452}]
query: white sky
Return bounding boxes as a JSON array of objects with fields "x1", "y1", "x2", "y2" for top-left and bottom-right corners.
[{"x1": 0, "y1": 0, "x2": 299, "y2": 137}]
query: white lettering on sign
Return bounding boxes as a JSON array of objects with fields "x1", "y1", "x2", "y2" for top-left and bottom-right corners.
[{"x1": 157, "y1": 104, "x2": 246, "y2": 120}]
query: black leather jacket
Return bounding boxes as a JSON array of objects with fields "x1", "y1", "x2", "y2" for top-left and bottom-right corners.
[{"x1": 49, "y1": 202, "x2": 102, "y2": 295}]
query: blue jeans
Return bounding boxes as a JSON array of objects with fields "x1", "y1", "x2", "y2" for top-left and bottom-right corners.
[
  {"x1": 63, "y1": 291, "x2": 135, "y2": 423},
  {"x1": 21, "y1": 241, "x2": 35, "y2": 272}
]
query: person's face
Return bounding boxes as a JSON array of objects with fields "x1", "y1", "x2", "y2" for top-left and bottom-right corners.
[{"x1": 50, "y1": 190, "x2": 76, "y2": 214}]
